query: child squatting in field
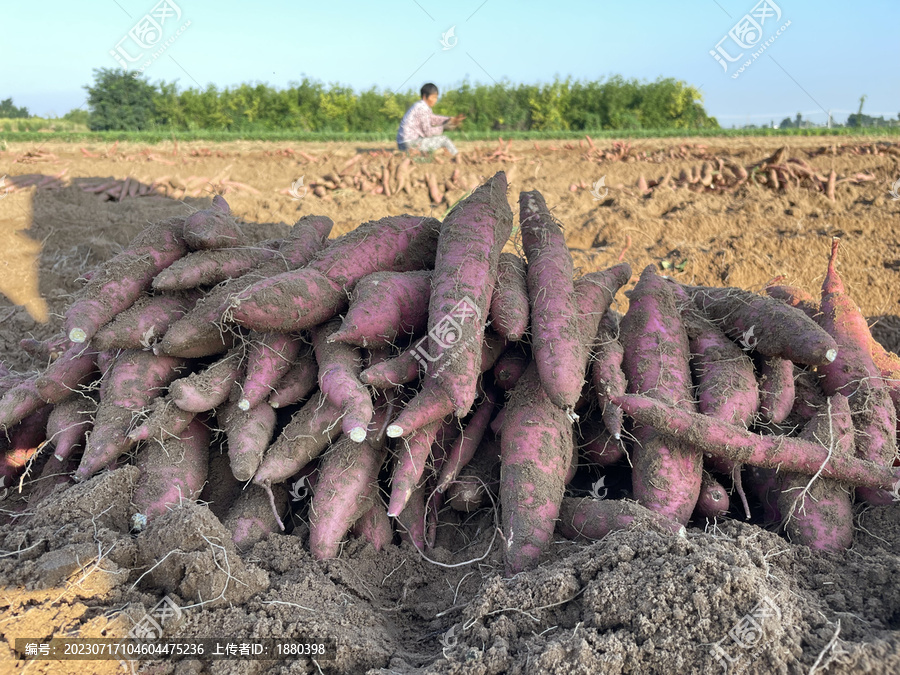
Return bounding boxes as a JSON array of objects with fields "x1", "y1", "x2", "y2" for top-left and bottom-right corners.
[{"x1": 396, "y1": 83, "x2": 465, "y2": 155}]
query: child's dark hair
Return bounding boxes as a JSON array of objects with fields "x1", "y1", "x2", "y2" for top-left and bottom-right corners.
[{"x1": 420, "y1": 83, "x2": 439, "y2": 98}]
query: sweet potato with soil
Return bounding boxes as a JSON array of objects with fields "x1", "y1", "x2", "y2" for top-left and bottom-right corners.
[
  {"x1": 790, "y1": 367, "x2": 827, "y2": 424},
  {"x1": 685, "y1": 284, "x2": 838, "y2": 366},
  {"x1": 777, "y1": 393, "x2": 855, "y2": 550},
  {"x1": 160, "y1": 215, "x2": 332, "y2": 358},
  {"x1": 237, "y1": 333, "x2": 302, "y2": 411},
  {"x1": 519, "y1": 190, "x2": 581, "y2": 412},
  {"x1": 329, "y1": 270, "x2": 431, "y2": 349},
  {"x1": 694, "y1": 473, "x2": 730, "y2": 519},
  {"x1": 613, "y1": 393, "x2": 900, "y2": 490},
  {"x1": 152, "y1": 240, "x2": 281, "y2": 291},
  {"x1": 308, "y1": 403, "x2": 391, "y2": 559},
  {"x1": 223, "y1": 483, "x2": 289, "y2": 549},
  {"x1": 591, "y1": 310, "x2": 626, "y2": 439},
  {"x1": 131, "y1": 417, "x2": 211, "y2": 527},
  {"x1": 182, "y1": 195, "x2": 247, "y2": 250},
  {"x1": 268, "y1": 351, "x2": 318, "y2": 409},
  {"x1": 815, "y1": 238, "x2": 898, "y2": 505},
  {"x1": 425, "y1": 173, "x2": 513, "y2": 415},
  {"x1": 313, "y1": 319, "x2": 373, "y2": 442},
  {"x1": 66, "y1": 217, "x2": 187, "y2": 344},
  {"x1": 620, "y1": 266, "x2": 701, "y2": 525},
  {"x1": 91, "y1": 292, "x2": 199, "y2": 350},
  {"x1": 226, "y1": 214, "x2": 441, "y2": 333},
  {"x1": 437, "y1": 386, "x2": 497, "y2": 492},
  {"x1": 577, "y1": 416, "x2": 625, "y2": 467},
  {"x1": 34, "y1": 343, "x2": 97, "y2": 403},
  {"x1": 493, "y1": 344, "x2": 529, "y2": 391},
  {"x1": 47, "y1": 395, "x2": 96, "y2": 461},
  {"x1": 387, "y1": 417, "x2": 443, "y2": 517},
  {"x1": 0, "y1": 379, "x2": 51, "y2": 430},
  {"x1": 200, "y1": 450, "x2": 243, "y2": 519},
  {"x1": 128, "y1": 395, "x2": 196, "y2": 444},
  {"x1": 219, "y1": 400, "x2": 277, "y2": 482},
  {"x1": 169, "y1": 348, "x2": 243, "y2": 413},
  {"x1": 557, "y1": 497, "x2": 687, "y2": 540},
  {"x1": 0, "y1": 405, "x2": 53, "y2": 490},
  {"x1": 446, "y1": 437, "x2": 501, "y2": 513},
  {"x1": 395, "y1": 482, "x2": 427, "y2": 551},
  {"x1": 351, "y1": 495, "x2": 394, "y2": 551},
  {"x1": 500, "y1": 362, "x2": 573, "y2": 573},
  {"x1": 757, "y1": 356, "x2": 795, "y2": 424},
  {"x1": 489, "y1": 252, "x2": 529, "y2": 341}
]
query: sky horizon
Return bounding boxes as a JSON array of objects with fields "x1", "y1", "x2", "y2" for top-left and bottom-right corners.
[{"x1": 2, "y1": 0, "x2": 897, "y2": 128}]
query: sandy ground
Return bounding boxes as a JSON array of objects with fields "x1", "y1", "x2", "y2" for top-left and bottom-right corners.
[{"x1": 0, "y1": 137, "x2": 899, "y2": 674}]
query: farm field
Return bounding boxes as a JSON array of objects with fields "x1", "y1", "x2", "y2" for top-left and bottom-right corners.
[{"x1": 1, "y1": 136, "x2": 900, "y2": 674}]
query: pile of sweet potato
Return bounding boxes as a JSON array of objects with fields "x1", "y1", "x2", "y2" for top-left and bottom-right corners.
[{"x1": 2, "y1": 172, "x2": 899, "y2": 574}]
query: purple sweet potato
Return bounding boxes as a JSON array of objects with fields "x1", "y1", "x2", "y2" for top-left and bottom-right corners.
[
  {"x1": 577, "y1": 415, "x2": 624, "y2": 467},
  {"x1": 268, "y1": 351, "x2": 318, "y2": 409},
  {"x1": 351, "y1": 495, "x2": 394, "y2": 551},
  {"x1": 182, "y1": 195, "x2": 247, "y2": 250},
  {"x1": 34, "y1": 343, "x2": 98, "y2": 403},
  {"x1": 226, "y1": 214, "x2": 442, "y2": 333},
  {"x1": 236, "y1": 333, "x2": 302, "y2": 411},
  {"x1": 169, "y1": 348, "x2": 244, "y2": 413},
  {"x1": 127, "y1": 395, "x2": 196, "y2": 444},
  {"x1": 66, "y1": 217, "x2": 187, "y2": 344},
  {"x1": 790, "y1": 367, "x2": 827, "y2": 424},
  {"x1": 613, "y1": 393, "x2": 899, "y2": 490},
  {"x1": 591, "y1": 310, "x2": 626, "y2": 439},
  {"x1": 492, "y1": 344, "x2": 529, "y2": 391},
  {"x1": 387, "y1": 417, "x2": 443, "y2": 517},
  {"x1": 489, "y1": 252, "x2": 529, "y2": 341},
  {"x1": 160, "y1": 215, "x2": 333, "y2": 358},
  {"x1": 91, "y1": 291, "x2": 199, "y2": 350},
  {"x1": 500, "y1": 362, "x2": 573, "y2": 573},
  {"x1": 620, "y1": 265, "x2": 701, "y2": 525},
  {"x1": 131, "y1": 417, "x2": 211, "y2": 527},
  {"x1": 425, "y1": 173, "x2": 513, "y2": 415},
  {"x1": 694, "y1": 473, "x2": 730, "y2": 519},
  {"x1": 557, "y1": 497, "x2": 686, "y2": 540},
  {"x1": 519, "y1": 190, "x2": 582, "y2": 411},
  {"x1": 219, "y1": 399, "x2": 278, "y2": 482},
  {"x1": 446, "y1": 438, "x2": 501, "y2": 513},
  {"x1": 777, "y1": 393, "x2": 855, "y2": 550},
  {"x1": 0, "y1": 378, "x2": 49, "y2": 430},
  {"x1": 815, "y1": 239, "x2": 898, "y2": 505},
  {"x1": 152, "y1": 240, "x2": 281, "y2": 291},
  {"x1": 313, "y1": 318, "x2": 373, "y2": 442},
  {"x1": 685, "y1": 284, "x2": 838, "y2": 366},
  {"x1": 329, "y1": 270, "x2": 432, "y2": 348},
  {"x1": 437, "y1": 387, "x2": 497, "y2": 492},
  {"x1": 308, "y1": 403, "x2": 391, "y2": 559},
  {"x1": 395, "y1": 482, "x2": 427, "y2": 552},
  {"x1": 757, "y1": 356, "x2": 795, "y2": 424},
  {"x1": 223, "y1": 483, "x2": 289, "y2": 550},
  {"x1": 47, "y1": 395, "x2": 96, "y2": 461}
]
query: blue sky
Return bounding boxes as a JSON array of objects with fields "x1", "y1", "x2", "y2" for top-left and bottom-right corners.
[{"x1": 2, "y1": 0, "x2": 897, "y2": 126}]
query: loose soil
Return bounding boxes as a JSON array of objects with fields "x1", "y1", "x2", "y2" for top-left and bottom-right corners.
[{"x1": 1, "y1": 137, "x2": 899, "y2": 674}]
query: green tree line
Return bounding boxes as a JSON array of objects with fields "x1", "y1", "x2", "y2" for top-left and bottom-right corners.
[{"x1": 82, "y1": 69, "x2": 718, "y2": 132}]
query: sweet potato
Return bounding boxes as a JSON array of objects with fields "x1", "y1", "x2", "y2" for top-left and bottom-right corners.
[
  {"x1": 777, "y1": 393, "x2": 855, "y2": 550},
  {"x1": 329, "y1": 271, "x2": 432, "y2": 349},
  {"x1": 437, "y1": 387, "x2": 497, "y2": 492},
  {"x1": 160, "y1": 215, "x2": 332, "y2": 358},
  {"x1": 489, "y1": 252, "x2": 529, "y2": 341},
  {"x1": 577, "y1": 415, "x2": 624, "y2": 467},
  {"x1": 620, "y1": 266, "x2": 701, "y2": 524},
  {"x1": 694, "y1": 473, "x2": 730, "y2": 519},
  {"x1": 152, "y1": 240, "x2": 281, "y2": 291},
  {"x1": 351, "y1": 495, "x2": 394, "y2": 551},
  {"x1": 226, "y1": 215, "x2": 442, "y2": 333},
  {"x1": 790, "y1": 367, "x2": 827, "y2": 424},
  {"x1": 91, "y1": 292, "x2": 199, "y2": 350},
  {"x1": 131, "y1": 417, "x2": 211, "y2": 527},
  {"x1": 492, "y1": 344, "x2": 529, "y2": 391},
  {"x1": 591, "y1": 310, "x2": 626, "y2": 438},
  {"x1": 313, "y1": 319, "x2": 373, "y2": 442},
  {"x1": 66, "y1": 217, "x2": 187, "y2": 343},
  {"x1": 815, "y1": 239, "x2": 897, "y2": 505},
  {"x1": 756, "y1": 356, "x2": 795, "y2": 424},
  {"x1": 0, "y1": 405, "x2": 52, "y2": 489},
  {"x1": 613, "y1": 393, "x2": 900, "y2": 490},
  {"x1": 557, "y1": 497, "x2": 686, "y2": 540},
  {"x1": 182, "y1": 195, "x2": 247, "y2": 250},
  {"x1": 0, "y1": 379, "x2": 51, "y2": 430},
  {"x1": 223, "y1": 483, "x2": 288, "y2": 549},
  {"x1": 387, "y1": 417, "x2": 443, "y2": 517},
  {"x1": 425, "y1": 173, "x2": 513, "y2": 415},
  {"x1": 308, "y1": 403, "x2": 391, "y2": 559},
  {"x1": 237, "y1": 333, "x2": 302, "y2": 411},
  {"x1": 447, "y1": 438, "x2": 501, "y2": 513},
  {"x1": 169, "y1": 348, "x2": 244, "y2": 413},
  {"x1": 764, "y1": 282, "x2": 820, "y2": 317},
  {"x1": 127, "y1": 395, "x2": 196, "y2": 444},
  {"x1": 268, "y1": 351, "x2": 318, "y2": 409},
  {"x1": 34, "y1": 343, "x2": 98, "y2": 403},
  {"x1": 200, "y1": 450, "x2": 243, "y2": 519},
  {"x1": 219, "y1": 400, "x2": 277, "y2": 482},
  {"x1": 685, "y1": 284, "x2": 838, "y2": 366},
  {"x1": 519, "y1": 190, "x2": 581, "y2": 411},
  {"x1": 47, "y1": 395, "x2": 96, "y2": 461},
  {"x1": 500, "y1": 362, "x2": 573, "y2": 573}
]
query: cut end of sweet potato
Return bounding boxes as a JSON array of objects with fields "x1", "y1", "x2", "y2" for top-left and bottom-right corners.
[
  {"x1": 68, "y1": 328, "x2": 87, "y2": 344},
  {"x1": 349, "y1": 426, "x2": 367, "y2": 443},
  {"x1": 238, "y1": 398, "x2": 251, "y2": 412},
  {"x1": 386, "y1": 424, "x2": 403, "y2": 438},
  {"x1": 825, "y1": 348, "x2": 837, "y2": 363}
]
